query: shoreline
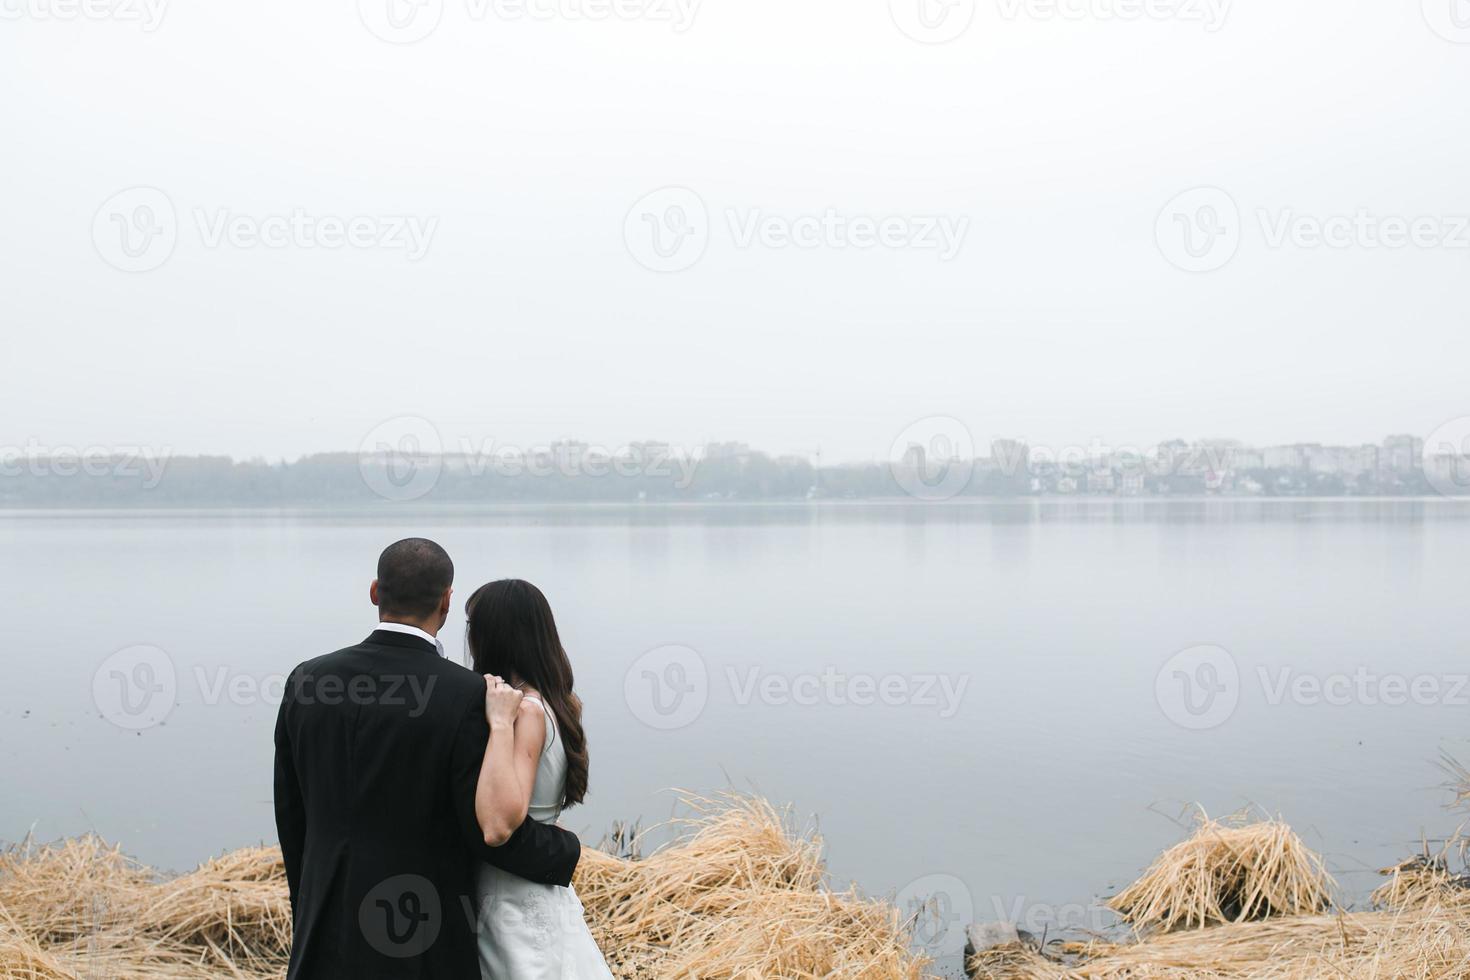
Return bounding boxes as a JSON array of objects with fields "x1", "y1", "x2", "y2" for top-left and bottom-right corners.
[{"x1": 5, "y1": 794, "x2": 1469, "y2": 979}]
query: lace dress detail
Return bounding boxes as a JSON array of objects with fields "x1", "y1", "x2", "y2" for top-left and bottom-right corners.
[{"x1": 475, "y1": 697, "x2": 612, "y2": 980}]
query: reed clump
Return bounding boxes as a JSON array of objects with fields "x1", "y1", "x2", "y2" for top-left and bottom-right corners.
[
  {"x1": 1012, "y1": 808, "x2": 1470, "y2": 979},
  {"x1": 1106, "y1": 810, "x2": 1335, "y2": 932},
  {"x1": 573, "y1": 793, "x2": 929, "y2": 979}
]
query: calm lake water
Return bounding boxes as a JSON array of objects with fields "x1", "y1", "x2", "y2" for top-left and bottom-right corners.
[{"x1": 4, "y1": 500, "x2": 1468, "y2": 965}]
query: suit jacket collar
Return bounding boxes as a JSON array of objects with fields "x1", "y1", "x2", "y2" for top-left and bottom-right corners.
[{"x1": 365, "y1": 628, "x2": 440, "y2": 655}]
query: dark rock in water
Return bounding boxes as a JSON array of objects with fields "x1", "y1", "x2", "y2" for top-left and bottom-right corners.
[{"x1": 963, "y1": 922, "x2": 1040, "y2": 976}]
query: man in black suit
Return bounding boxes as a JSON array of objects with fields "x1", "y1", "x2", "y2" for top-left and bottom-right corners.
[{"x1": 274, "y1": 537, "x2": 580, "y2": 978}]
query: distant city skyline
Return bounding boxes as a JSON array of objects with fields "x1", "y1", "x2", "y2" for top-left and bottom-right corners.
[{"x1": 1, "y1": 425, "x2": 1464, "y2": 468}]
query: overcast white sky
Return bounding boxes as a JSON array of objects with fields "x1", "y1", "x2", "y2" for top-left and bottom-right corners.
[{"x1": 4, "y1": 0, "x2": 1468, "y2": 462}]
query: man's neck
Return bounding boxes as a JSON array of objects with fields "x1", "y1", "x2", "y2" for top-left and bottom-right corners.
[{"x1": 378, "y1": 617, "x2": 440, "y2": 638}]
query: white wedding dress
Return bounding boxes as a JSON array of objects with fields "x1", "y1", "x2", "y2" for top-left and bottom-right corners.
[{"x1": 475, "y1": 696, "x2": 613, "y2": 980}]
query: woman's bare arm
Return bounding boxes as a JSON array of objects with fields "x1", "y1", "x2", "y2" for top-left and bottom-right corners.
[{"x1": 475, "y1": 688, "x2": 547, "y2": 846}]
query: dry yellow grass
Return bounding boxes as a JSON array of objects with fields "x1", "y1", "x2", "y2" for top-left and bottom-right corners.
[
  {"x1": 7, "y1": 796, "x2": 1470, "y2": 979},
  {"x1": 574, "y1": 794, "x2": 928, "y2": 979},
  {"x1": 982, "y1": 812, "x2": 1470, "y2": 980},
  {"x1": 1372, "y1": 854, "x2": 1470, "y2": 915},
  {"x1": 0, "y1": 795, "x2": 927, "y2": 980},
  {"x1": 1106, "y1": 810, "x2": 1334, "y2": 933}
]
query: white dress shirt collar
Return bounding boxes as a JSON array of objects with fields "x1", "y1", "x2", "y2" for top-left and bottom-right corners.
[{"x1": 375, "y1": 621, "x2": 446, "y2": 657}]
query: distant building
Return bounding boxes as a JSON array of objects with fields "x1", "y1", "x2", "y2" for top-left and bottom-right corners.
[
  {"x1": 1264, "y1": 445, "x2": 1309, "y2": 470},
  {"x1": 1382, "y1": 435, "x2": 1423, "y2": 475},
  {"x1": 1227, "y1": 447, "x2": 1265, "y2": 470},
  {"x1": 1307, "y1": 444, "x2": 1377, "y2": 476}
]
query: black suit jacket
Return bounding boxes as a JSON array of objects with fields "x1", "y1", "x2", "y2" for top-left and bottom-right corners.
[{"x1": 273, "y1": 629, "x2": 581, "y2": 979}]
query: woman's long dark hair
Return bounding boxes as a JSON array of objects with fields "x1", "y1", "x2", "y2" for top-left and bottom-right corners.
[{"x1": 464, "y1": 579, "x2": 588, "y2": 809}]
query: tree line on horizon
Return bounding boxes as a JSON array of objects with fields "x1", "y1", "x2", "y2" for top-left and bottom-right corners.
[{"x1": 0, "y1": 445, "x2": 1456, "y2": 506}]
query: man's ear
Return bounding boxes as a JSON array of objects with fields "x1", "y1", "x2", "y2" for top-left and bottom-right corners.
[
  {"x1": 370, "y1": 579, "x2": 381, "y2": 608},
  {"x1": 439, "y1": 587, "x2": 453, "y2": 618}
]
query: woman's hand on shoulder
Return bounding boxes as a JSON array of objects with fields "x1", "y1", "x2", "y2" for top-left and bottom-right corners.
[{"x1": 484, "y1": 675, "x2": 523, "y2": 731}]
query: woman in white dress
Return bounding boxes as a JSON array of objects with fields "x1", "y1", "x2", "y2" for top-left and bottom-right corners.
[{"x1": 467, "y1": 579, "x2": 614, "y2": 980}]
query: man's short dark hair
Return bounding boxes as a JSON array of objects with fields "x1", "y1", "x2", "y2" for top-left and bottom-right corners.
[{"x1": 376, "y1": 538, "x2": 454, "y2": 619}]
